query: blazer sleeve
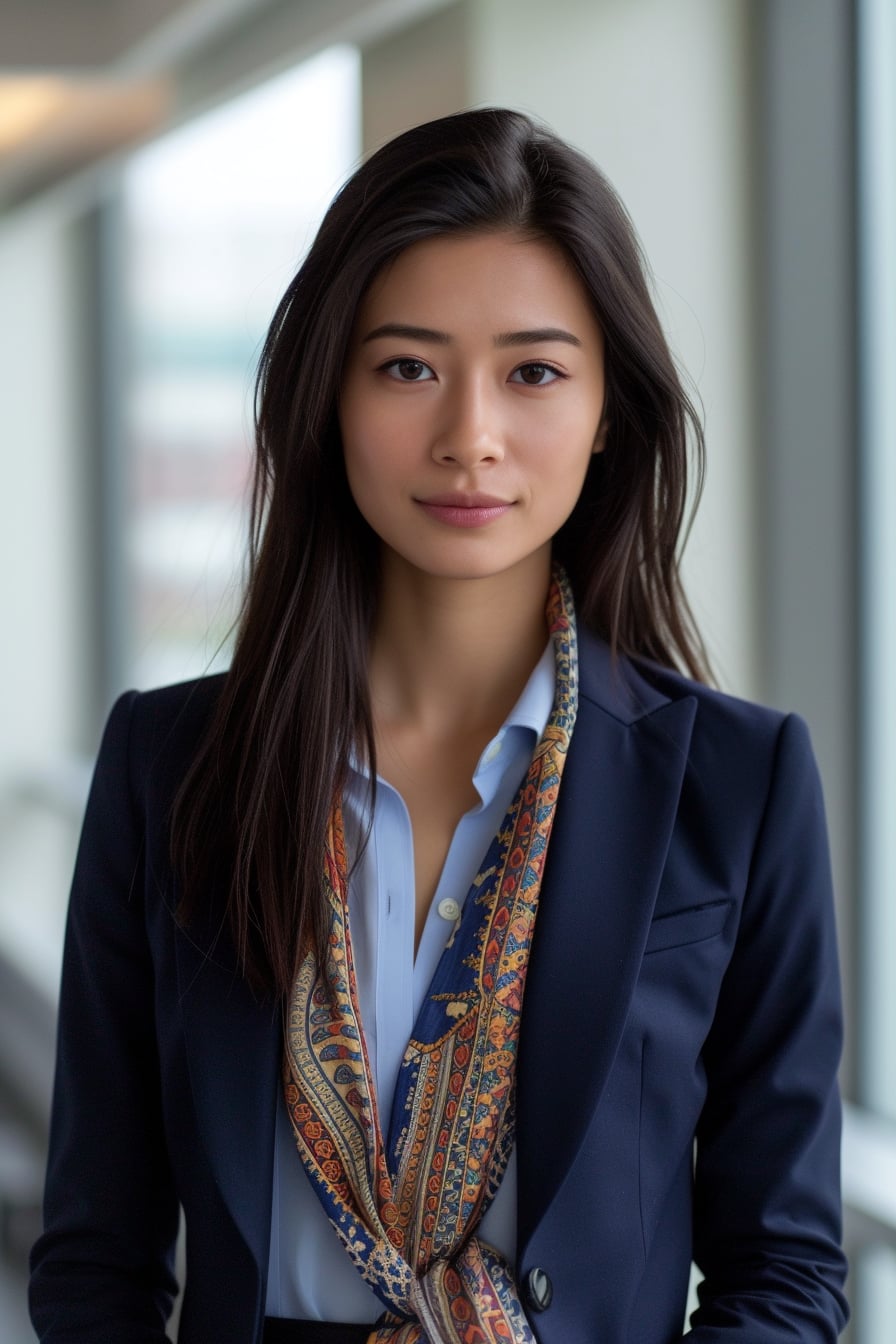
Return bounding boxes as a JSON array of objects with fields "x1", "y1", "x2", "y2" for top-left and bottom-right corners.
[
  {"x1": 686, "y1": 713, "x2": 849, "y2": 1340},
  {"x1": 29, "y1": 692, "x2": 179, "y2": 1342}
]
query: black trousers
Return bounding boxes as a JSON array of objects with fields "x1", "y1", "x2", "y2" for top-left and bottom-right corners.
[{"x1": 262, "y1": 1319, "x2": 374, "y2": 1344}]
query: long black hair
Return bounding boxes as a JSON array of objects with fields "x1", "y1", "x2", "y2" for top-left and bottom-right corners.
[{"x1": 171, "y1": 107, "x2": 710, "y2": 996}]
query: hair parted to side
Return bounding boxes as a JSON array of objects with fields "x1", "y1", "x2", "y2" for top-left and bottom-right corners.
[{"x1": 171, "y1": 107, "x2": 711, "y2": 996}]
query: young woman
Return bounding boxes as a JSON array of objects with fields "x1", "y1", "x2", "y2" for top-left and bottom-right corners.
[{"x1": 30, "y1": 108, "x2": 848, "y2": 1343}]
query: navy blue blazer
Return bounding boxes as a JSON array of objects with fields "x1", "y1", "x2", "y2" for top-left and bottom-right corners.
[{"x1": 30, "y1": 630, "x2": 848, "y2": 1342}]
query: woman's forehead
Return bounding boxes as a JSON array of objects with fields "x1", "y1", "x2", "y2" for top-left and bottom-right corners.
[{"x1": 354, "y1": 231, "x2": 601, "y2": 346}]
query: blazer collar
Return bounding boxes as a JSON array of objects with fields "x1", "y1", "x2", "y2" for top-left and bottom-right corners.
[
  {"x1": 516, "y1": 629, "x2": 696, "y2": 1251},
  {"x1": 575, "y1": 625, "x2": 674, "y2": 725}
]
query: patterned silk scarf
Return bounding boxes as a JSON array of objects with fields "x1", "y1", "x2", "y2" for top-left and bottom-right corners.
[{"x1": 283, "y1": 568, "x2": 578, "y2": 1344}]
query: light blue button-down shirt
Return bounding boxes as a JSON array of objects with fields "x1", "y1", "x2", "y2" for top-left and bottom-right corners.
[{"x1": 266, "y1": 640, "x2": 556, "y2": 1321}]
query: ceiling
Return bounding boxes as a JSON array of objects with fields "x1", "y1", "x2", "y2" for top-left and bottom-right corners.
[
  {"x1": 0, "y1": 0, "x2": 447, "y2": 210},
  {"x1": 0, "y1": 0, "x2": 202, "y2": 67},
  {"x1": 0, "y1": 0, "x2": 283, "y2": 208}
]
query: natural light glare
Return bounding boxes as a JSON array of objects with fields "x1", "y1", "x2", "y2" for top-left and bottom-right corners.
[
  {"x1": 125, "y1": 45, "x2": 360, "y2": 223},
  {"x1": 119, "y1": 44, "x2": 360, "y2": 690}
]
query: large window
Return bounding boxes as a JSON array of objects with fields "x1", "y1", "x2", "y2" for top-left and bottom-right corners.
[{"x1": 119, "y1": 46, "x2": 360, "y2": 690}]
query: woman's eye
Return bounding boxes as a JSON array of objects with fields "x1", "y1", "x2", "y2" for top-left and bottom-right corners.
[
  {"x1": 510, "y1": 362, "x2": 563, "y2": 386},
  {"x1": 382, "y1": 358, "x2": 434, "y2": 382}
]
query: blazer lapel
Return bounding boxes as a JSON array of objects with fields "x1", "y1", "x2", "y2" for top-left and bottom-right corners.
[
  {"x1": 516, "y1": 635, "x2": 696, "y2": 1251},
  {"x1": 175, "y1": 911, "x2": 281, "y2": 1270},
  {"x1": 169, "y1": 638, "x2": 696, "y2": 1272}
]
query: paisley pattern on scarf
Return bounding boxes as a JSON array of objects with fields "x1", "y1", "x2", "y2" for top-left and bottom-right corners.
[{"x1": 283, "y1": 567, "x2": 578, "y2": 1343}]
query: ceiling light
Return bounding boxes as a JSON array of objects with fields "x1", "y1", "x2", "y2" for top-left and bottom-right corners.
[{"x1": 0, "y1": 78, "x2": 70, "y2": 153}]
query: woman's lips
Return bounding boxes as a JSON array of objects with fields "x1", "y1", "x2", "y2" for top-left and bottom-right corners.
[{"x1": 416, "y1": 494, "x2": 513, "y2": 528}]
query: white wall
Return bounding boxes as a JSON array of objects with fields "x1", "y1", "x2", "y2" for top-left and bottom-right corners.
[{"x1": 468, "y1": 0, "x2": 758, "y2": 696}]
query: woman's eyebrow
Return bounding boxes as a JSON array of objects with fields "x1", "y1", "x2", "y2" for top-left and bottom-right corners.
[
  {"x1": 362, "y1": 322, "x2": 582, "y2": 347},
  {"x1": 494, "y1": 327, "x2": 582, "y2": 348},
  {"x1": 362, "y1": 323, "x2": 450, "y2": 344}
]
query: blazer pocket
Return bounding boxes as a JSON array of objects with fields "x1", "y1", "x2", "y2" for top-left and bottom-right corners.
[{"x1": 644, "y1": 898, "x2": 733, "y2": 955}]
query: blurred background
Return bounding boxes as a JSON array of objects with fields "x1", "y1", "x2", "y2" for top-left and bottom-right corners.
[{"x1": 0, "y1": 0, "x2": 892, "y2": 1338}]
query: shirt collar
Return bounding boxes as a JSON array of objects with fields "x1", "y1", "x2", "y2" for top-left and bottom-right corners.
[
  {"x1": 348, "y1": 636, "x2": 556, "y2": 785},
  {"x1": 494, "y1": 636, "x2": 555, "y2": 738},
  {"x1": 470, "y1": 637, "x2": 555, "y2": 780}
]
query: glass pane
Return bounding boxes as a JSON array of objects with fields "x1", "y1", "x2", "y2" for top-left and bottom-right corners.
[{"x1": 120, "y1": 45, "x2": 360, "y2": 689}]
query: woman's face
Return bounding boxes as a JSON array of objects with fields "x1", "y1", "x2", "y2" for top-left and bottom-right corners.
[{"x1": 339, "y1": 230, "x2": 606, "y2": 590}]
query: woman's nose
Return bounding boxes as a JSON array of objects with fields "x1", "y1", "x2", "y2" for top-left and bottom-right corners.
[{"x1": 430, "y1": 382, "x2": 505, "y2": 467}]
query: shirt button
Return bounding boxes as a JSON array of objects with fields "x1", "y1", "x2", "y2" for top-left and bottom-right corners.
[
  {"x1": 437, "y1": 898, "x2": 461, "y2": 922},
  {"x1": 481, "y1": 732, "x2": 505, "y2": 766},
  {"x1": 524, "y1": 1267, "x2": 553, "y2": 1312}
]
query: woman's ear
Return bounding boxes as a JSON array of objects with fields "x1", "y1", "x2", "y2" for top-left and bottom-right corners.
[{"x1": 592, "y1": 417, "x2": 610, "y2": 454}]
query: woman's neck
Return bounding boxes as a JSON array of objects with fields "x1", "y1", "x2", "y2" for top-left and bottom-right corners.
[{"x1": 368, "y1": 550, "x2": 552, "y2": 744}]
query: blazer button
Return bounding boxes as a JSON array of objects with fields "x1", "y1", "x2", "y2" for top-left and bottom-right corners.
[{"x1": 524, "y1": 1266, "x2": 553, "y2": 1312}]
